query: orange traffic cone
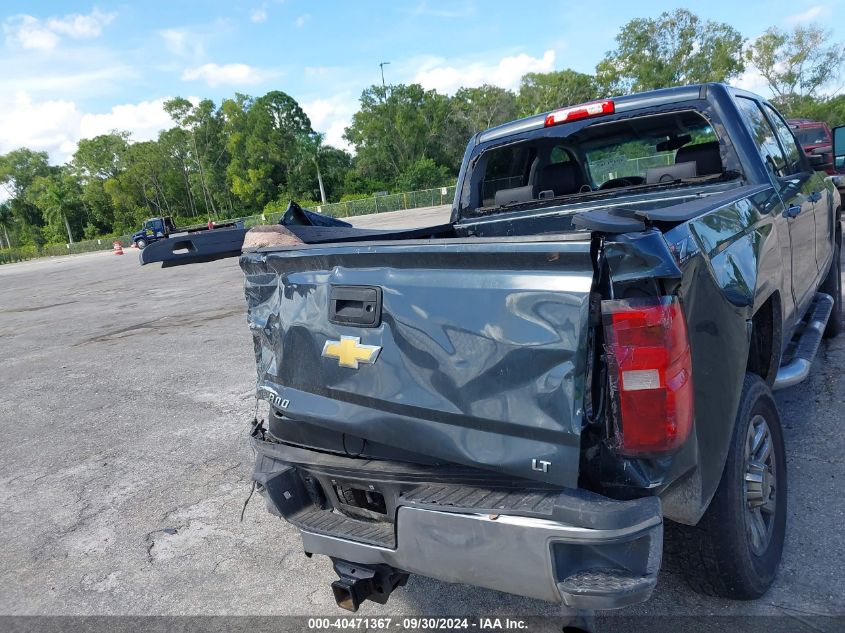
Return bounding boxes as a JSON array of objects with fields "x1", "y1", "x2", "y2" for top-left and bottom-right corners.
[{"x1": 113, "y1": 241, "x2": 124, "y2": 255}]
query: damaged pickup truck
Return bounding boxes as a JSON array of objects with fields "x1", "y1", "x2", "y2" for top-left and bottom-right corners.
[{"x1": 142, "y1": 83, "x2": 842, "y2": 612}]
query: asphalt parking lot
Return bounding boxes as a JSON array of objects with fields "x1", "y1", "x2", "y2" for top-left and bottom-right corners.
[{"x1": 0, "y1": 209, "x2": 842, "y2": 631}]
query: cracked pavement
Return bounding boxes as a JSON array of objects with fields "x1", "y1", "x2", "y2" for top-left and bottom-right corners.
[{"x1": 0, "y1": 215, "x2": 842, "y2": 628}]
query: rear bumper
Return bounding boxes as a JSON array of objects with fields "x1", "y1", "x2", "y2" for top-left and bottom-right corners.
[{"x1": 251, "y1": 433, "x2": 663, "y2": 610}]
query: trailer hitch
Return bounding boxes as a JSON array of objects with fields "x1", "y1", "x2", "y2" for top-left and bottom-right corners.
[{"x1": 330, "y1": 559, "x2": 409, "y2": 612}]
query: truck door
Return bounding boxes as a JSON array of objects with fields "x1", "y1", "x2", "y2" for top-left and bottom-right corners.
[
  {"x1": 735, "y1": 97, "x2": 818, "y2": 316},
  {"x1": 764, "y1": 104, "x2": 833, "y2": 284},
  {"x1": 151, "y1": 218, "x2": 165, "y2": 239}
]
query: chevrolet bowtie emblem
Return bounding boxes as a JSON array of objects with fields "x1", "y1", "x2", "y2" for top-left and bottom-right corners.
[{"x1": 322, "y1": 336, "x2": 381, "y2": 369}]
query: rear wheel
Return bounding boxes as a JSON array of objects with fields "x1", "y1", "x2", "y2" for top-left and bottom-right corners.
[
  {"x1": 135, "y1": 238, "x2": 147, "y2": 250},
  {"x1": 820, "y1": 236, "x2": 841, "y2": 338},
  {"x1": 665, "y1": 373, "x2": 786, "y2": 599}
]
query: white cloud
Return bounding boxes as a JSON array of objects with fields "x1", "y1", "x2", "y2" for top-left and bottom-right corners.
[
  {"x1": 4, "y1": 15, "x2": 60, "y2": 50},
  {"x1": 0, "y1": 66, "x2": 135, "y2": 98},
  {"x1": 732, "y1": 67, "x2": 771, "y2": 96},
  {"x1": 79, "y1": 99, "x2": 173, "y2": 142},
  {"x1": 158, "y1": 28, "x2": 205, "y2": 58},
  {"x1": 47, "y1": 9, "x2": 116, "y2": 39},
  {"x1": 301, "y1": 94, "x2": 356, "y2": 151},
  {"x1": 3, "y1": 8, "x2": 115, "y2": 51},
  {"x1": 0, "y1": 93, "x2": 78, "y2": 158},
  {"x1": 0, "y1": 93, "x2": 172, "y2": 163},
  {"x1": 413, "y1": 49, "x2": 556, "y2": 94},
  {"x1": 251, "y1": 8, "x2": 268, "y2": 23},
  {"x1": 182, "y1": 62, "x2": 277, "y2": 87},
  {"x1": 785, "y1": 4, "x2": 830, "y2": 25},
  {"x1": 295, "y1": 14, "x2": 311, "y2": 28}
]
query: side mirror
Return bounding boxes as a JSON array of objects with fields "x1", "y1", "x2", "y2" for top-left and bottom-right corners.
[
  {"x1": 808, "y1": 153, "x2": 831, "y2": 169},
  {"x1": 834, "y1": 126, "x2": 845, "y2": 172}
]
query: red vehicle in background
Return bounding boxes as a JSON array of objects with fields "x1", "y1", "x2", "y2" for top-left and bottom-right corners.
[{"x1": 788, "y1": 118, "x2": 836, "y2": 174}]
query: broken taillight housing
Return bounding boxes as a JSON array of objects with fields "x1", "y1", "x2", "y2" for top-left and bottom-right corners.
[{"x1": 601, "y1": 296, "x2": 694, "y2": 456}]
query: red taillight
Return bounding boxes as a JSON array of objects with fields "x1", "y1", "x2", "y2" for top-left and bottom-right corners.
[
  {"x1": 602, "y1": 296, "x2": 694, "y2": 456},
  {"x1": 545, "y1": 100, "x2": 614, "y2": 127}
]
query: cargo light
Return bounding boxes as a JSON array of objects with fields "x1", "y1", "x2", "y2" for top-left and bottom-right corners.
[
  {"x1": 544, "y1": 100, "x2": 615, "y2": 127},
  {"x1": 602, "y1": 296, "x2": 694, "y2": 456}
]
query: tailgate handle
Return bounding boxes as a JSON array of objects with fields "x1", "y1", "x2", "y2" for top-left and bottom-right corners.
[{"x1": 329, "y1": 286, "x2": 382, "y2": 327}]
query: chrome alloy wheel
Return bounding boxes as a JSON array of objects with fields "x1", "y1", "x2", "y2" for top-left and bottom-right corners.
[{"x1": 744, "y1": 414, "x2": 777, "y2": 556}]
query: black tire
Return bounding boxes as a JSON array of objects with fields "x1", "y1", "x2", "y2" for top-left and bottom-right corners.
[
  {"x1": 665, "y1": 373, "x2": 786, "y2": 599},
  {"x1": 820, "y1": 236, "x2": 841, "y2": 338},
  {"x1": 135, "y1": 238, "x2": 147, "y2": 250}
]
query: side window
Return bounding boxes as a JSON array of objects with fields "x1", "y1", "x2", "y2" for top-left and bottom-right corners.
[
  {"x1": 763, "y1": 104, "x2": 803, "y2": 174},
  {"x1": 480, "y1": 145, "x2": 535, "y2": 206},
  {"x1": 549, "y1": 146, "x2": 571, "y2": 165},
  {"x1": 736, "y1": 97, "x2": 787, "y2": 178}
]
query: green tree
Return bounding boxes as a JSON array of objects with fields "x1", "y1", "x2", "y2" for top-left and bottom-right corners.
[
  {"x1": 0, "y1": 202, "x2": 13, "y2": 248},
  {"x1": 747, "y1": 24, "x2": 845, "y2": 115},
  {"x1": 28, "y1": 171, "x2": 85, "y2": 244},
  {"x1": 102, "y1": 140, "x2": 186, "y2": 232},
  {"x1": 164, "y1": 97, "x2": 232, "y2": 217},
  {"x1": 158, "y1": 127, "x2": 200, "y2": 217},
  {"x1": 0, "y1": 149, "x2": 52, "y2": 231},
  {"x1": 297, "y1": 132, "x2": 329, "y2": 203},
  {"x1": 452, "y1": 84, "x2": 518, "y2": 132},
  {"x1": 788, "y1": 94, "x2": 845, "y2": 128},
  {"x1": 224, "y1": 90, "x2": 313, "y2": 210},
  {"x1": 294, "y1": 132, "x2": 352, "y2": 203},
  {"x1": 344, "y1": 84, "x2": 459, "y2": 187},
  {"x1": 596, "y1": 9, "x2": 745, "y2": 94},
  {"x1": 72, "y1": 133, "x2": 129, "y2": 232},
  {"x1": 395, "y1": 157, "x2": 452, "y2": 191},
  {"x1": 516, "y1": 70, "x2": 597, "y2": 116}
]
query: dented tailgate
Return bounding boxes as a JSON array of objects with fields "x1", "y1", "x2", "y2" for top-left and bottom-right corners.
[{"x1": 241, "y1": 238, "x2": 594, "y2": 487}]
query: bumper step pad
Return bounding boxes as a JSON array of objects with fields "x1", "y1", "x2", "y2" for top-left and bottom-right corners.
[
  {"x1": 293, "y1": 508, "x2": 395, "y2": 548},
  {"x1": 558, "y1": 569, "x2": 656, "y2": 609},
  {"x1": 400, "y1": 483, "x2": 558, "y2": 516}
]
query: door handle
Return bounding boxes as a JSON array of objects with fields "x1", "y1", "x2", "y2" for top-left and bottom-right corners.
[
  {"x1": 783, "y1": 204, "x2": 802, "y2": 218},
  {"x1": 809, "y1": 191, "x2": 822, "y2": 203}
]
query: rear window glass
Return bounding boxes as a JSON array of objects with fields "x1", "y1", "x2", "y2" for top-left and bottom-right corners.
[
  {"x1": 480, "y1": 144, "x2": 535, "y2": 206},
  {"x1": 793, "y1": 127, "x2": 830, "y2": 146},
  {"x1": 586, "y1": 124, "x2": 717, "y2": 185},
  {"x1": 461, "y1": 108, "x2": 729, "y2": 214}
]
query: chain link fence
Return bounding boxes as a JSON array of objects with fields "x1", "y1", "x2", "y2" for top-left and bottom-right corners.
[
  {"x1": 0, "y1": 236, "x2": 135, "y2": 265},
  {"x1": 316, "y1": 185, "x2": 456, "y2": 218},
  {"x1": 589, "y1": 154, "x2": 674, "y2": 184},
  {"x1": 0, "y1": 183, "x2": 458, "y2": 265},
  {"x1": 236, "y1": 184, "x2": 457, "y2": 228}
]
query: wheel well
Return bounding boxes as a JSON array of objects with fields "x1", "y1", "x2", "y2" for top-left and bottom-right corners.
[{"x1": 746, "y1": 293, "x2": 782, "y2": 387}]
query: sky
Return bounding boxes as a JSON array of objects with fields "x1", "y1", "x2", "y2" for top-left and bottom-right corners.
[{"x1": 1, "y1": 0, "x2": 843, "y2": 164}]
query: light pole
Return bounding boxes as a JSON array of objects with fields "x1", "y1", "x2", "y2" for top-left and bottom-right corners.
[{"x1": 379, "y1": 61, "x2": 390, "y2": 88}]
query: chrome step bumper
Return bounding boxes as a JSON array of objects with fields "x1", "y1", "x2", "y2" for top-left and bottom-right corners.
[
  {"x1": 300, "y1": 505, "x2": 662, "y2": 610},
  {"x1": 251, "y1": 434, "x2": 663, "y2": 610}
]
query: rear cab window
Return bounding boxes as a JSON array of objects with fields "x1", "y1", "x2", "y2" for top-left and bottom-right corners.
[
  {"x1": 793, "y1": 126, "x2": 831, "y2": 147},
  {"x1": 459, "y1": 101, "x2": 738, "y2": 217}
]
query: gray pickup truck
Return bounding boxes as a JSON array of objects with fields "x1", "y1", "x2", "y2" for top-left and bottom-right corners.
[{"x1": 143, "y1": 83, "x2": 842, "y2": 612}]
